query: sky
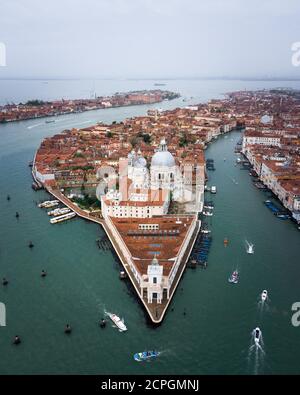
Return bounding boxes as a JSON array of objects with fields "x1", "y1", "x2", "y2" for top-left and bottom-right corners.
[{"x1": 0, "y1": 0, "x2": 300, "y2": 79}]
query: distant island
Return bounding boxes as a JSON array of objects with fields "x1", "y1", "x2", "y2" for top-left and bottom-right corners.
[{"x1": 0, "y1": 90, "x2": 180, "y2": 123}]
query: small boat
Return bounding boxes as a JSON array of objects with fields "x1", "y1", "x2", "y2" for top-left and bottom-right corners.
[
  {"x1": 211, "y1": 186, "x2": 217, "y2": 194},
  {"x1": 201, "y1": 229, "x2": 211, "y2": 234},
  {"x1": 261, "y1": 290, "x2": 268, "y2": 302},
  {"x1": 45, "y1": 119, "x2": 55, "y2": 124},
  {"x1": 28, "y1": 241, "x2": 34, "y2": 249},
  {"x1": 276, "y1": 214, "x2": 290, "y2": 220},
  {"x1": 224, "y1": 238, "x2": 229, "y2": 246},
  {"x1": 119, "y1": 270, "x2": 127, "y2": 279},
  {"x1": 228, "y1": 270, "x2": 239, "y2": 284},
  {"x1": 105, "y1": 312, "x2": 127, "y2": 332},
  {"x1": 134, "y1": 351, "x2": 160, "y2": 362},
  {"x1": 246, "y1": 243, "x2": 254, "y2": 254},
  {"x1": 254, "y1": 327, "x2": 261, "y2": 345},
  {"x1": 204, "y1": 205, "x2": 214, "y2": 210}
]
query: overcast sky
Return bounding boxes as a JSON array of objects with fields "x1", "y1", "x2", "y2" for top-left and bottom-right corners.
[{"x1": 0, "y1": 0, "x2": 300, "y2": 79}]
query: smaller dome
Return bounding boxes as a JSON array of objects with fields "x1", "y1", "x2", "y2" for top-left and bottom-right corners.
[{"x1": 134, "y1": 157, "x2": 147, "y2": 168}]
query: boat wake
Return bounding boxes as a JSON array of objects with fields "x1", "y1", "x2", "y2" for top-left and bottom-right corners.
[
  {"x1": 27, "y1": 122, "x2": 44, "y2": 129},
  {"x1": 247, "y1": 330, "x2": 265, "y2": 374}
]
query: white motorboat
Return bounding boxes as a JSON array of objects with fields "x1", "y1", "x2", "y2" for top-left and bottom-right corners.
[
  {"x1": 50, "y1": 212, "x2": 76, "y2": 224},
  {"x1": 204, "y1": 205, "x2": 214, "y2": 210},
  {"x1": 48, "y1": 207, "x2": 71, "y2": 216},
  {"x1": 211, "y1": 186, "x2": 217, "y2": 194},
  {"x1": 38, "y1": 200, "x2": 59, "y2": 208},
  {"x1": 228, "y1": 270, "x2": 239, "y2": 284},
  {"x1": 246, "y1": 243, "x2": 254, "y2": 254},
  {"x1": 203, "y1": 211, "x2": 213, "y2": 216},
  {"x1": 261, "y1": 290, "x2": 268, "y2": 302},
  {"x1": 106, "y1": 312, "x2": 127, "y2": 332},
  {"x1": 254, "y1": 327, "x2": 261, "y2": 345}
]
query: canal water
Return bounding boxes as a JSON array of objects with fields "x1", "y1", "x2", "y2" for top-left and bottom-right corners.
[{"x1": 0, "y1": 79, "x2": 300, "y2": 374}]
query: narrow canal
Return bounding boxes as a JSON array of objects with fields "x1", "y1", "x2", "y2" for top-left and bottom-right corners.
[{"x1": 0, "y1": 112, "x2": 300, "y2": 375}]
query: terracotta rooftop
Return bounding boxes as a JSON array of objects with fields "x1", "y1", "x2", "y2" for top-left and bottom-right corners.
[{"x1": 111, "y1": 215, "x2": 194, "y2": 276}]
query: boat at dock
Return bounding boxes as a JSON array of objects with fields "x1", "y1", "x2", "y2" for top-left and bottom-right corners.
[
  {"x1": 204, "y1": 205, "x2": 214, "y2": 210},
  {"x1": 134, "y1": 351, "x2": 160, "y2": 362},
  {"x1": 50, "y1": 212, "x2": 76, "y2": 224},
  {"x1": 202, "y1": 211, "x2": 213, "y2": 216},
  {"x1": 38, "y1": 200, "x2": 59, "y2": 208},
  {"x1": 105, "y1": 312, "x2": 127, "y2": 332},
  {"x1": 228, "y1": 270, "x2": 239, "y2": 284},
  {"x1": 211, "y1": 186, "x2": 217, "y2": 194},
  {"x1": 48, "y1": 207, "x2": 71, "y2": 216},
  {"x1": 45, "y1": 119, "x2": 55, "y2": 124}
]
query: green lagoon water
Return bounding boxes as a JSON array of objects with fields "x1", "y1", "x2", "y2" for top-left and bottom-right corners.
[{"x1": 0, "y1": 79, "x2": 300, "y2": 374}]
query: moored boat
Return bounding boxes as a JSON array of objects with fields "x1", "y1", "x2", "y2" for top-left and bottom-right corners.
[
  {"x1": 50, "y1": 212, "x2": 76, "y2": 224},
  {"x1": 48, "y1": 207, "x2": 71, "y2": 216},
  {"x1": 38, "y1": 200, "x2": 59, "y2": 208}
]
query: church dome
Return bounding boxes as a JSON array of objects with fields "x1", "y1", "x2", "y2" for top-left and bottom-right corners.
[
  {"x1": 151, "y1": 138, "x2": 175, "y2": 167},
  {"x1": 151, "y1": 151, "x2": 175, "y2": 167},
  {"x1": 134, "y1": 156, "x2": 147, "y2": 168}
]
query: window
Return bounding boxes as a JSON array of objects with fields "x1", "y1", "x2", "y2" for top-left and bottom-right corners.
[{"x1": 153, "y1": 277, "x2": 157, "y2": 284}]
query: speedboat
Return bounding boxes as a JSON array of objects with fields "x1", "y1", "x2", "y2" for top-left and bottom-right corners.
[
  {"x1": 261, "y1": 290, "x2": 268, "y2": 302},
  {"x1": 246, "y1": 243, "x2": 254, "y2": 254},
  {"x1": 105, "y1": 312, "x2": 127, "y2": 332},
  {"x1": 254, "y1": 327, "x2": 261, "y2": 345},
  {"x1": 228, "y1": 270, "x2": 239, "y2": 284},
  {"x1": 134, "y1": 351, "x2": 160, "y2": 362}
]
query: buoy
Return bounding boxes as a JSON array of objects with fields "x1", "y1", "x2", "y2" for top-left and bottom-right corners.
[
  {"x1": 13, "y1": 335, "x2": 21, "y2": 345},
  {"x1": 64, "y1": 324, "x2": 72, "y2": 334},
  {"x1": 99, "y1": 319, "x2": 106, "y2": 328}
]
